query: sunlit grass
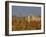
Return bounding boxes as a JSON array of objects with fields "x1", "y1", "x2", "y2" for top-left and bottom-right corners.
[{"x1": 12, "y1": 16, "x2": 41, "y2": 31}]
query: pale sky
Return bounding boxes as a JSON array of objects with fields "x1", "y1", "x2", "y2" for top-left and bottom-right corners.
[{"x1": 12, "y1": 6, "x2": 41, "y2": 17}]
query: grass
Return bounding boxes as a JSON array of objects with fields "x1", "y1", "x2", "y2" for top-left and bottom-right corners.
[{"x1": 12, "y1": 16, "x2": 41, "y2": 31}]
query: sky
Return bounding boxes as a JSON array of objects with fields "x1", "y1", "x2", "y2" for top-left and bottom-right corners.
[{"x1": 12, "y1": 6, "x2": 41, "y2": 17}]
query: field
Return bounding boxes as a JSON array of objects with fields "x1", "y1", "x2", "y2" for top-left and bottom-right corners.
[{"x1": 12, "y1": 16, "x2": 41, "y2": 31}]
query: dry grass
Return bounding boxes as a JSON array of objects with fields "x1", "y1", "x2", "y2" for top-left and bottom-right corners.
[{"x1": 12, "y1": 16, "x2": 41, "y2": 31}]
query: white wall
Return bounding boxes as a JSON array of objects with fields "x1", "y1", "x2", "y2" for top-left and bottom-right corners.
[{"x1": 0, "y1": 0, "x2": 46, "y2": 37}]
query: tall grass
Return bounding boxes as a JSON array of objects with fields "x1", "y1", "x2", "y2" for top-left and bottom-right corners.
[{"x1": 12, "y1": 16, "x2": 41, "y2": 31}]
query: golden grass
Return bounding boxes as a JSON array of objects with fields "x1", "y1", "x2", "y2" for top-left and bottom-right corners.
[{"x1": 12, "y1": 16, "x2": 41, "y2": 31}]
